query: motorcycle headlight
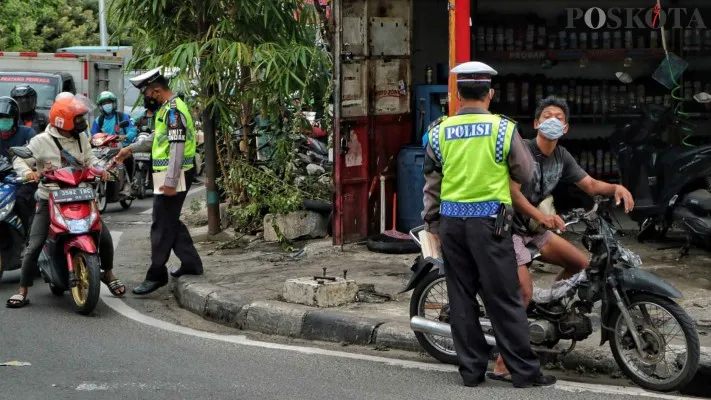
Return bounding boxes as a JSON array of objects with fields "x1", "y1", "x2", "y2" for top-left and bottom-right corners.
[
  {"x1": 91, "y1": 137, "x2": 104, "y2": 147},
  {"x1": 618, "y1": 245, "x2": 642, "y2": 267}
]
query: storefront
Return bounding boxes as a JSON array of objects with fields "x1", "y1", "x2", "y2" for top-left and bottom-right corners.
[{"x1": 332, "y1": 0, "x2": 711, "y2": 244}]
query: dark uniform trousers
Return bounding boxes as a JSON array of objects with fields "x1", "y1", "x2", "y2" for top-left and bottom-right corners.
[
  {"x1": 145, "y1": 168, "x2": 204, "y2": 282},
  {"x1": 440, "y1": 216, "x2": 540, "y2": 386}
]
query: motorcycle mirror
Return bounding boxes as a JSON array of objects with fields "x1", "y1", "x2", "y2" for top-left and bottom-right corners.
[
  {"x1": 693, "y1": 92, "x2": 711, "y2": 104},
  {"x1": 9, "y1": 146, "x2": 33, "y2": 159},
  {"x1": 615, "y1": 72, "x2": 633, "y2": 84},
  {"x1": 119, "y1": 120, "x2": 130, "y2": 129}
]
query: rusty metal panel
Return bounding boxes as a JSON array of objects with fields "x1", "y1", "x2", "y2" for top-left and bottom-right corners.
[
  {"x1": 373, "y1": 59, "x2": 410, "y2": 115},
  {"x1": 342, "y1": 0, "x2": 368, "y2": 56},
  {"x1": 341, "y1": 61, "x2": 368, "y2": 118},
  {"x1": 369, "y1": 17, "x2": 409, "y2": 56}
]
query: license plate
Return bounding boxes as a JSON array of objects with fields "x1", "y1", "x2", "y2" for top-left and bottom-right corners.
[
  {"x1": 52, "y1": 187, "x2": 95, "y2": 203},
  {"x1": 134, "y1": 153, "x2": 151, "y2": 161},
  {"x1": 67, "y1": 219, "x2": 89, "y2": 233}
]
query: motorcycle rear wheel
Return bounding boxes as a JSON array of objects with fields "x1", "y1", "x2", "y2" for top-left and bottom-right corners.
[
  {"x1": 120, "y1": 199, "x2": 133, "y2": 209},
  {"x1": 49, "y1": 283, "x2": 64, "y2": 296},
  {"x1": 134, "y1": 171, "x2": 146, "y2": 199},
  {"x1": 609, "y1": 293, "x2": 700, "y2": 392},
  {"x1": 69, "y1": 251, "x2": 101, "y2": 315},
  {"x1": 410, "y1": 271, "x2": 458, "y2": 365},
  {"x1": 96, "y1": 182, "x2": 107, "y2": 213}
]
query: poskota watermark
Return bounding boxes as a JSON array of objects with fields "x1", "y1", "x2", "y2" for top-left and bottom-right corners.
[{"x1": 566, "y1": 7, "x2": 707, "y2": 30}]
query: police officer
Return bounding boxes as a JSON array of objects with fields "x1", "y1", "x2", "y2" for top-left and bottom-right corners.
[
  {"x1": 11, "y1": 85, "x2": 48, "y2": 134},
  {"x1": 421, "y1": 61, "x2": 555, "y2": 388},
  {"x1": 114, "y1": 68, "x2": 204, "y2": 295}
]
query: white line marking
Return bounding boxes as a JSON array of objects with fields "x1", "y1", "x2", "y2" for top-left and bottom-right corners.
[
  {"x1": 102, "y1": 232, "x2": 700, "y2": 399},
  {"x1": 139, "y1": 185, "x2": 205, "y2": 215}
]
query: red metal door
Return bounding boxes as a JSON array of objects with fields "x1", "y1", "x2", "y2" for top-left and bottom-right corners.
[{"x1": 333, "y1": 0, "x2": 413, "y2": 244}]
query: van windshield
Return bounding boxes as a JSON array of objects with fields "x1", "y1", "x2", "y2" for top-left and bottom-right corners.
[{"x1": 0, "y1": 75, "x2": 60, "y2": 111}]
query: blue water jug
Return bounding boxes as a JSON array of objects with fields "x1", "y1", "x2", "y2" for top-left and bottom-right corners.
[{"x1": 396, "y1": 146, "x2": 426, "y2": 233}]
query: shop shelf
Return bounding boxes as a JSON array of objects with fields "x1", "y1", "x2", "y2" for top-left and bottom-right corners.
[{"x1": 478, "y1": 48, "x2": 666, "y2": 62}]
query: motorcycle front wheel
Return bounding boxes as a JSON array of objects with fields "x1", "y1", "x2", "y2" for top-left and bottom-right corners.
[
  {"x1": 69, "y1": 251, "x2": 101, "y2": 315},
  {"x1": 609, "y1": 293, "x2": 700, "y2": 392}
]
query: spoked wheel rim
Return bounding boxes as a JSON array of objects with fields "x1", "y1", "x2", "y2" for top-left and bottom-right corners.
[
  {"x1": 417, "y1": 277, "x2": 488, "y2": 358},
  {"x1": 614, "y1": 301, "x2": 690, "y2": 386},
  {"x1": 71, "y1": 254, "x2": 89, "y2": 307}
]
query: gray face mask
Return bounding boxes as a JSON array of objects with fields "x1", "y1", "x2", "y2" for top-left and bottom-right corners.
[{"x1": 538, "y1": 118, "x2": 566, "y2": 140}]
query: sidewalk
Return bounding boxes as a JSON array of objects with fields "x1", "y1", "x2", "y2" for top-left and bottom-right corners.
[{"x1": 173, "y1": 223, "x2": 711, "y2": 392}]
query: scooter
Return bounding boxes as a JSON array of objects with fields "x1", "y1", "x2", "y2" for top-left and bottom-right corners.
[
  {"x1": 10, "y1": 146, "x2": 106, "y2": 315},
  {"x1": 90, "y1": 129, "x2": 134, "y2": 212},
  {"x1": 131, "y1": 128, "x2": 153, "y2": 199},
  {"x1": 0, "y1": 156, "x2": 29, "y2": 282},
  {"x1": 609, "y1": 103, "x2": 711, "y2": 258},
  {"x1": 404, "y1": 197, "x2": 700, "y2": 393}
]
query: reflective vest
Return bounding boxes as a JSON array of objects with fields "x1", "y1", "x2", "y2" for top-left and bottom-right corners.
[
  {"x1": 152, "y1": 97, "x2": 196, "y2": 172},
  {"x1": 428, "y1": 113, "x2": 515, "y2": 217}
]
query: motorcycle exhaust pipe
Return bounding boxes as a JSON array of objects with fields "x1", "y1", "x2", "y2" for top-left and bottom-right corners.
[{"x1": 410, "y1": 316, "x2": 497, "y2": 347}]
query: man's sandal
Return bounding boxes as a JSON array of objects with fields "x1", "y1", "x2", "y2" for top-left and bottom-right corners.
[
  {"x1": 6, "y1": 294, "x2": 30, "y2": 308},
  {"x1": 101, "y1": 274, "x2": 126, "y2": 297}
]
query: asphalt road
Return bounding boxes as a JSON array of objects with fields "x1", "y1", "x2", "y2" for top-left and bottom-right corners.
[{"x1": 0, "y1": 185, "x2": 703, "y2": 400}]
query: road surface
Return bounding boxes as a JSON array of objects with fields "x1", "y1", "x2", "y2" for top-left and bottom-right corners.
[{"x1": 0, "y1": 185, "x2": 703, "y2": 399}]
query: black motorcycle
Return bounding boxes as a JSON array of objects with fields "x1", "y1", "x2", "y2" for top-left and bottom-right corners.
[
  {"x1": 405, "y1": 197, "x2": 700, "y2": 393},
  {"x1": 609, "y1": 104, "x2": 711, "y2": 258}
]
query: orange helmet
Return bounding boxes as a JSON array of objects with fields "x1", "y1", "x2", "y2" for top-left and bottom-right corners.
[{"x1": 49, "y1": 96, "x2": 90, "y2": 131}]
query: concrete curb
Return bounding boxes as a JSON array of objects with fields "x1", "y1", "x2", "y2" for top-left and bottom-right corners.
[{"x1": 172, "y1": 277, "x2": 711, "y2": 395}]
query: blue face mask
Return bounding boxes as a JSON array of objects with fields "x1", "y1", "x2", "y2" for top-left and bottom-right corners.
[
  {"x1": 538, "y1": 118, "x2": 566, "y2": 141},
  {"x1": 102, "y1": 104, "x2": 114, "y2": 114},
  {"x1": 0, "y1": 118, "x2": 14, "y2": 132}
]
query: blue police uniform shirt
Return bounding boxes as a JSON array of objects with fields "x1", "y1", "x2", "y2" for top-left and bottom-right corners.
[
  {"x1": 0, "y1": 125, "x2": 36, "y2": 161},
  {"x1": 91, "y1": 112, "x2": 137, "y2": 147}
]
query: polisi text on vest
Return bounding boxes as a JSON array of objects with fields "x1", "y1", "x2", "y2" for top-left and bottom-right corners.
[
  {"x1": 445, "y1": 123, "x2": 493, "y2": 141},
  {"x1": 566, "y1": 7, "x2": 707, "y2": 30}
]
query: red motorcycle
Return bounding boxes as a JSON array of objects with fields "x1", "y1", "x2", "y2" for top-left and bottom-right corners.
[
  {"x1": 90, "y1": 130, "x2": 134, "y2": 212},
  {"x1": 11, "y1": 146, "x2": 106, "y2": 315}
]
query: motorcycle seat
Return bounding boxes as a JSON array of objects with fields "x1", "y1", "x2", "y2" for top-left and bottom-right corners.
[
  {"x1": 526, "y1": 242, "x2": 541, "y2": 264},
  {"x1": 657, "y1": 145, "x2": 711, "y2": 170},
  {"x1": 679, "y1": 189, "x2": 711, "y2": 215}
]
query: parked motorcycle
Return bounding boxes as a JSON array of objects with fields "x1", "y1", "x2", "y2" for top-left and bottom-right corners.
[
  {"x1": 90, "y1": 130, "x2": 133, "y2": 212},
  {"x1": 0, "y1": 156, "x2": 29, "y2": 282},
  {"x1": 132, "y1": 128, "x2": 153, "y2": 199},
  {"x1": 10, "y1": 146, "x2": 106, "y2": 315},
  {"x1": 405, "y1": 197, "x2": 700, "y2": 392},
  {"x1": 609, "y1": 103, "x2": 711, "y2": 258}
]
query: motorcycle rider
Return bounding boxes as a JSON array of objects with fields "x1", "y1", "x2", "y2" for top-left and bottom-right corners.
[
  {"x1": 0, "y1": 96, "x2": 37, "y2": 233},
  {"x1": 135, "y1": 94, "x2": 160, "y2": 134},
  {"x1": 11, "y1": 85, "x2": 48, "y2": 134},
  {"x1": 6, "y1": 94, "x2": 125, "y2": 309},
  {"x1": 91, "y1": 91, "x2": 137, "y2": 191},
  {"x1": 489, "y1": 95, "x2": 635, "y2": 382}
]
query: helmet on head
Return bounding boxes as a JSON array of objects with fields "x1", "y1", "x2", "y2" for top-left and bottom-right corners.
[
  {"x1": 0, "y1": 97, "x2": 20, "y2": 138},
  {"x1": 10, "y1": 85, "x2": 37, "y2": 115},
  {"x1": 97, "y1": 91, "x2": 118, "y2": 115},
  {"x1": 49, "y1": 94, "x2": 93, "y2": 132}
]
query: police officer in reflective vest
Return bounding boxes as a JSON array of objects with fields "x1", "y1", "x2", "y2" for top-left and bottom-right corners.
[
  {"x1": 115, "y1": 68, "x2": 204, "y2": 295},
  {"x1": 422, "y1": 61, "x2": 556, "y2": 388}
]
